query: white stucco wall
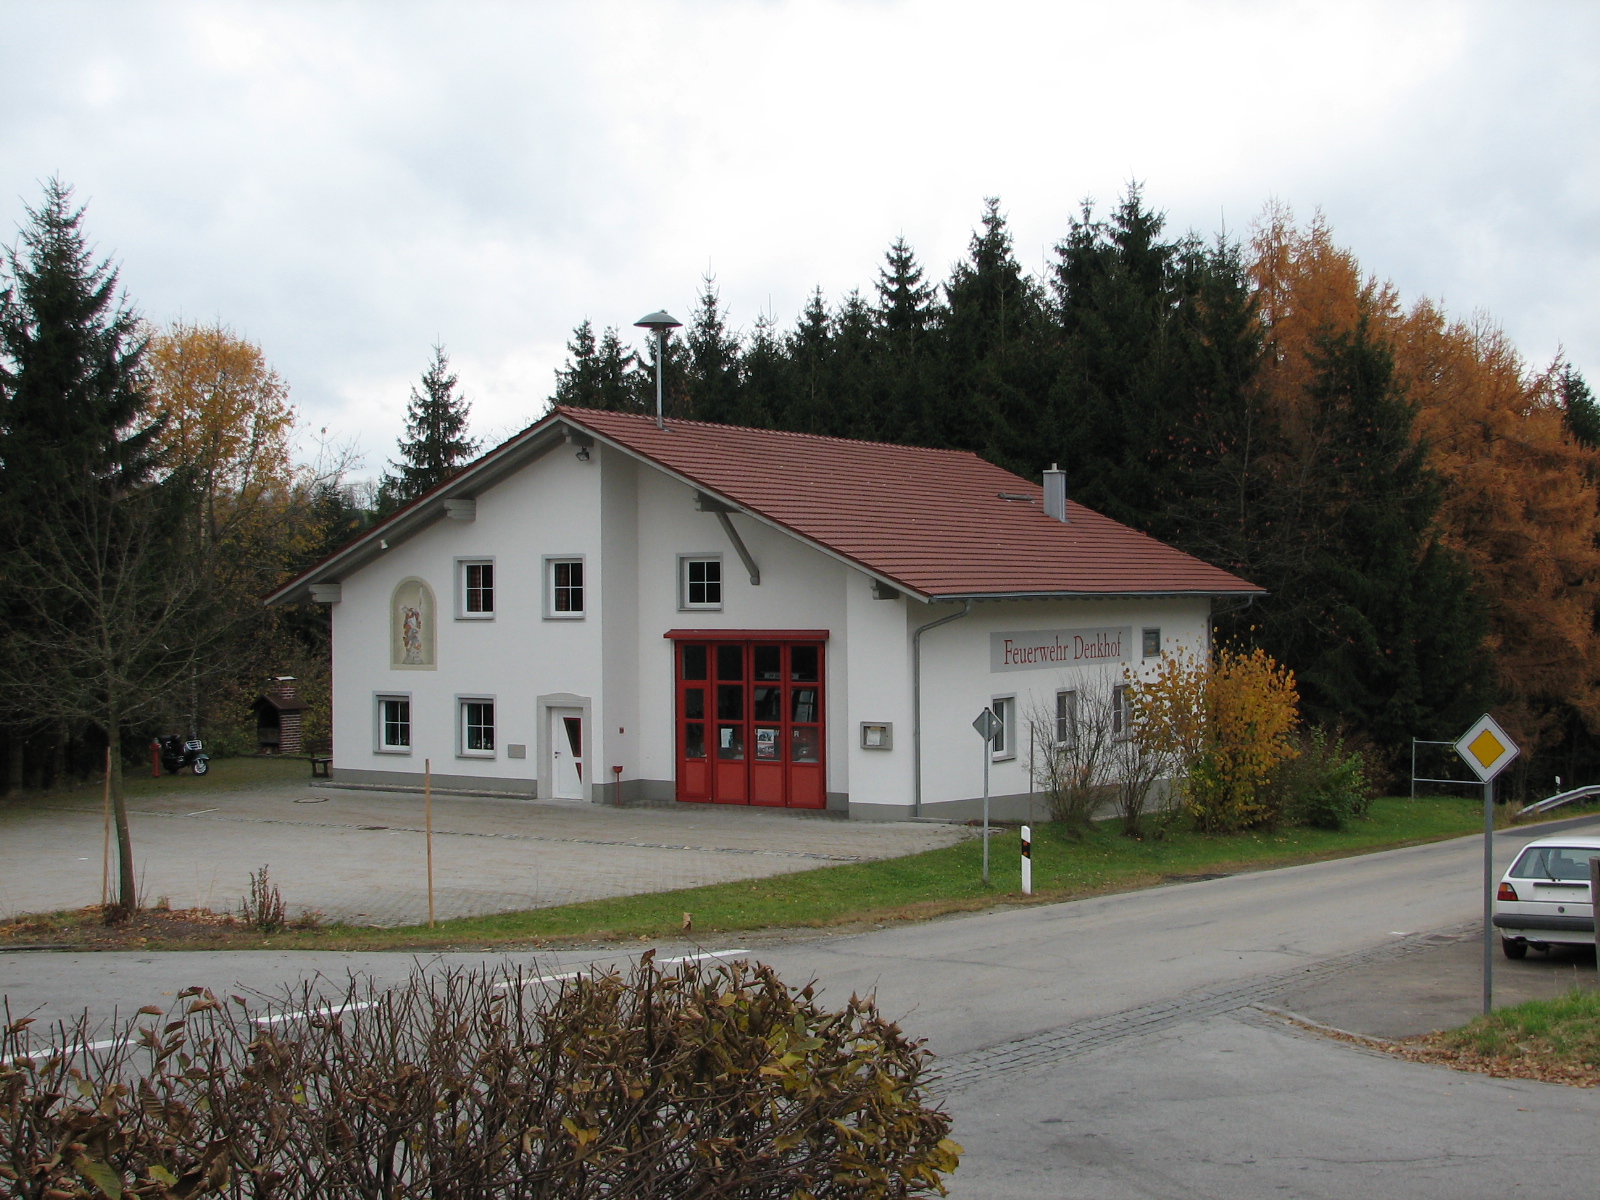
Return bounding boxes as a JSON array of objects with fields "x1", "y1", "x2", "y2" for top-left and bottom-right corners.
[
  {"x1": 331, "y1": 442, "x2": 606, "y2": 794},
  {"x1": 898, "y1": 596, "x2": 1212, "y2": 819},
  {"x1": 625, "y1": 453, "x2": 850, "y2": 801},
  {"x1": 327, "y1": 438, "x2": 1216, "y2": 820}
]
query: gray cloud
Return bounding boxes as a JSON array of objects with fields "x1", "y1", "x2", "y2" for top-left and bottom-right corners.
[{"x1": 1, "y1": 0, "x2": 1593, "y2": 471}]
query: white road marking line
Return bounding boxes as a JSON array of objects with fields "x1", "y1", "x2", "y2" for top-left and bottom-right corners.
[
  {"x1": 496, "y1": 971, "x2": 579, "y2": 990},
  {"x1": 254, "y1": 999, "x2": 380, "y2": 1026},
  {"x1": 660, "y1": 949, "x2": 749, "y2": 965},
  {"x1": 29, "y1": 951, "x2": 758, "y2": 1051},
  {"x1": 492, "y1": 948, "x2": 752, "y2": 990}
]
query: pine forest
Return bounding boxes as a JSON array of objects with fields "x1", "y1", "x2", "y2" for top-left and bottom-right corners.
[{"x1": 4, "y1": 180, "x2": 1599, "y2": 815}]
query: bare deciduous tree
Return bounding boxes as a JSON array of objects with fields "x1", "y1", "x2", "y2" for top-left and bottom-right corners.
[
  {"x1": 0, "y1": 477, "x2": 226, "y2": 911},
  {"x1": 1027, "y1": 672, "x2": 1119, "y2": 837}
]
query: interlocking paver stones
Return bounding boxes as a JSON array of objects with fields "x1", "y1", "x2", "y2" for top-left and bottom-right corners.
[{"x1": 0, "y1": 778, "x2": 968, "y2": 926}]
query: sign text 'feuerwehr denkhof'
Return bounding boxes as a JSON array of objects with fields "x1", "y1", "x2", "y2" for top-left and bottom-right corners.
[{"x1": 990, "y1": 627, "x2": 1132, "y2": 673}]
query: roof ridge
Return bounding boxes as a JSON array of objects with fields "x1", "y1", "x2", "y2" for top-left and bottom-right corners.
[{"x1": 555, "y1": 405, "x2": 991, "y2": 461}]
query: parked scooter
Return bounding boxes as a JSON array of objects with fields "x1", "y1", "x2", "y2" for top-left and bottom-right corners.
[{"x1": 156, "y1": 735, "x2": 210, "y2": 776}]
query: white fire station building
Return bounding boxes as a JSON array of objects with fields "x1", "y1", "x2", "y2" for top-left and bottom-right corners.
[{"x1": 267, "y1": 407, "x2": 1260, "y2": 820}]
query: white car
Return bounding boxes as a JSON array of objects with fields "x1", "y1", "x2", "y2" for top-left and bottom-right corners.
[{"x1": 1493, "y1": 834, "x2": 1600, "y2": 959}]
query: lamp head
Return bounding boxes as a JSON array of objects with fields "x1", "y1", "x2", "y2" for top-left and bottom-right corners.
[{"x1": 634, "y1": 310, "x2": 683, "y2": 333}]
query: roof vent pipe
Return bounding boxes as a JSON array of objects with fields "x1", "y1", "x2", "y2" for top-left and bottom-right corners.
[{"x1": 1043, "y1": 463, "x2": 1068, "y2": 522}]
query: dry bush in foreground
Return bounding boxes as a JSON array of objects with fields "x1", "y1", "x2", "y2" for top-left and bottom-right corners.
[{"x1": 0, "y1": 955, "x2": 959, "y2": 1198}]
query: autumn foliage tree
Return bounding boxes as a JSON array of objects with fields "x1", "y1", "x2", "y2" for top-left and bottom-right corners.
[
  {"x1": 1129, "y1": 646, "x2": 1300, "y2": 833},
  {"x1": 1248, "y1": 206, "x2": 1600, "y2": 782}
]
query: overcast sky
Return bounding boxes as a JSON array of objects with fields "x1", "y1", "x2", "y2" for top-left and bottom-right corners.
[{"x1": 1, "y1": 1, "x2": 1593, "y2": 476}]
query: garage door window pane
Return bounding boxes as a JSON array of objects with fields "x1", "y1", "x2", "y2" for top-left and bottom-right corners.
[
  {"x1": 682, "y1": 644, "x2": 707, "y2": 681},
  {"x1": 791, "y1": 726, "x2": 820, "y2": 763},
  {"x1": 790, "y1": 645, "x2": 818, "y2": 682}
]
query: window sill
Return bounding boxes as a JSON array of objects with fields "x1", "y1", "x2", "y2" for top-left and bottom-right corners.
[
  {"x1": 375, "y1": 746, "x2": 412, "y2": 756},
  {"x1": 457, "y1": 751, "x2": 497, "y2": 760},
  {"x1": 456, "y1": 613, "x2": 495, "y2": 622},
  {"x1": 543, "y1": 612, "x2": 585, "y2": 621}
]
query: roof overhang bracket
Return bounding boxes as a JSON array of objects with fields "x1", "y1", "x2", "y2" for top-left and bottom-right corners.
[{"x1": 696, "y1": 491, "x2": 760, "y2": 586}]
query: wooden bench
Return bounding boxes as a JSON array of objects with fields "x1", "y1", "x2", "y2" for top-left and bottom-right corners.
[{"x1": 310, "y1": 756, "x2": 332, "y2": 779}]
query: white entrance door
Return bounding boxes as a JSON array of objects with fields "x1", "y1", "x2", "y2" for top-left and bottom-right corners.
[{"x1": 550, "y1": 708, "x2": 584, "y2": 799}]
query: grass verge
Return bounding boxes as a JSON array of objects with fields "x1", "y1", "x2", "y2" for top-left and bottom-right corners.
[
  {"x1": 1, "y1": 795, "x2": 1494, "y2": 952},
  {"x1": 0, "y1": 753, "x2": 310, "y2": 811},
  {"x1": 1388, "y1": 990, "x2": 1600, "y2": 1087}
]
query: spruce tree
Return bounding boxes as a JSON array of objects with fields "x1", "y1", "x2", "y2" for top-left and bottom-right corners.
[
  {"x1": 1261, "y1": 318, "x2": 1489, "y2": 745},
  {"x1": 380, "y1": 344, "x2": 478, "y2": 510},
  {"x1": 686, "y1": 276, "x2": 744, "y2": 424},
  {"x1": 553, "y1": 320, "x2": 642, "y2": 412},
  {"x1": 876, "y1": 236, "x2": 937, "y2": 341},
  {"x1": 0, "y1": 179, "x2": 160, "y2": 499},
  {"x1": 869, "y1": 237, "x2": 943, "y2": 446},
  {"x1": 1558, "y1": 362, "x2": 1600, "y2": 449},
  {"x1": 0, "y1": 180, "x2": 210, "y2": 911},
  {"x1": 939, "y1": 198, "x2": 1049, "y2": 465}
]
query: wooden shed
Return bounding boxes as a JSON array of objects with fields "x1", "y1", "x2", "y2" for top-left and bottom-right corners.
[{"x1": 252, "y1": 677, "x2": 309, "y2": 754}]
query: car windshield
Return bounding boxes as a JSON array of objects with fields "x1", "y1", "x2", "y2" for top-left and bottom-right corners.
[{"x1": 1509, "y1": 846, "x2": 1599, "y2": 882}]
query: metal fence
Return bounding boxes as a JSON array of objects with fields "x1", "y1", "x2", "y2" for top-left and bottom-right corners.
[{"x1": 1410, "y1": 738, "x2": 1480, "y2": 798}]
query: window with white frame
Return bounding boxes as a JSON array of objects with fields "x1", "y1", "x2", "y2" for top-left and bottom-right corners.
[
  {"x1": 460, "y1": 698, "x2": 495, "y2": 755},
  {"x1": 680, "y1": 556, "x2": 723, "y2": 609},
  {"x1": 377, "y1": 695, "x2": 411, "y2": 752},
  {"x1": 990, "y1": 696, "x2": 1015, "y2": 760},
  {"x1": 546, "y1": 557, "x2": 584, "y2": 617},
  {"x1": 459, "y1": 559, "x2": 494, "y2": 618},
  {"x1": 1142, "y1": 627, "x2": 1161, "y2": 658},
  {"x1": 1055, "y1": 689, "x2": 1078, "y2": 747},
  {"x1": 1111, "y1": 684, "x2": 1131, "y2": 738}
]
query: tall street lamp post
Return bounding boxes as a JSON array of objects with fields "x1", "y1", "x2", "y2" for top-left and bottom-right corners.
[{"x1": 634, "y1": 310, "x2": 683, "y2": 430}]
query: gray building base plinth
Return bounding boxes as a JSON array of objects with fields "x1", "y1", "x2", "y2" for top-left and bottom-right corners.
[
  {"x1": 328, "y1": 766, "x2": 537, "y2": 797},
  {"x1": 851, "y1": 790, "x2": 1050, "y2": 824}
]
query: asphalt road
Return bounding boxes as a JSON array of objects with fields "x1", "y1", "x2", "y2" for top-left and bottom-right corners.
[{"x1": 7, "y1": 815, "x2": 1600, "y2": 1197}]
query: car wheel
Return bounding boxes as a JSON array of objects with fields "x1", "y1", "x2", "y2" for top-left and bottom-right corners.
[
  {"x1": 192, "y1": 759, "x2": 209, "y2": 776},
  {"x1": 1501, "y1": 937, "x2": 1528, "y2": 960}
]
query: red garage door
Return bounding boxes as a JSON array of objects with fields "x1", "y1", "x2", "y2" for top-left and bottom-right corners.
[{"x1": 671, "y1": 633, "x2": 825, "y2": 809}]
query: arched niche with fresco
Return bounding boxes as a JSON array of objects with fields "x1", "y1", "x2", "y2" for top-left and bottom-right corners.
[{"x1": 391, "y1": 577, "x2": 437, "y2": 669}]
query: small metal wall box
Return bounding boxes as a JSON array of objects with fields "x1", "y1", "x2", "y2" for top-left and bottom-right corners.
[
  {"x1": 860, "y1": 722, "x2": 893, "y2": 750},
  {"x1": 507, "y1": 744, "x2": 527, "y2": 760}
]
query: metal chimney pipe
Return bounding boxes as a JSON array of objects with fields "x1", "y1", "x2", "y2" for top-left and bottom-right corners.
[{"x1": 1043, "y1": 463, "x2": 1068, "y2": 522}]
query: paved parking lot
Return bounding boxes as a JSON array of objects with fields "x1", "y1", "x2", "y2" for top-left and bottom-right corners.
[{"x1": 0, "y1": 777, "x2": 967, "y2": 926}]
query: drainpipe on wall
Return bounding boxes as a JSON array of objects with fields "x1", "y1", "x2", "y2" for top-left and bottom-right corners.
[{"x1": 912, "y1": 600, "x2": 972, "y2": 818}]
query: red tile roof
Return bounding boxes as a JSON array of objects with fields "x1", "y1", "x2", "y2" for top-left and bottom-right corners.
[{"x1": 559, "y1": 406, "x2": 1260, "y2": 600}]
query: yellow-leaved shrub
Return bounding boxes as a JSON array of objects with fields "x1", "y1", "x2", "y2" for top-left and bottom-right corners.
[{"x1": 1128, "y1": 646, "x2": 1300, "y2": 833}]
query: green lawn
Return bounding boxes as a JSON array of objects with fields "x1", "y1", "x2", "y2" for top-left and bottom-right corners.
[
  {"x1": 0, "y1": 793, "x2": 1515, "y2": 952},
  {"x1": 1, "y1": 753, "x2": 308, "y2": 810},
  {"x1": 240, "y1": 794, "x2": 1488, "y2": 950},
  {"x1": 1402, "y1": 989, "x2": 1600, "y2": 1086},
  {"x1": 1441, "y1": 989, "x2": 1600, "y2": 1060}
]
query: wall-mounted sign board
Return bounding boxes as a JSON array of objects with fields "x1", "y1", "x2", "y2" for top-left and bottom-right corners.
[{"x1": 990, "y1": 627, "x2": 1131, "y2": 673}]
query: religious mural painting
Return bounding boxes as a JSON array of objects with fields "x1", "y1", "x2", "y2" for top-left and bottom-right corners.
[{"x1": 391, "y1": 578, "x2": 436, "y2": 669}]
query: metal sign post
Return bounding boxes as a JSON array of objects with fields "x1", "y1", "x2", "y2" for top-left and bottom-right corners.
[
  {"x1": 972, "y1": 708, "x2": 1002, "y2": 885},
  {"x1": 1454, "y1": 714, "x2": 1520, "y2": 1015}
]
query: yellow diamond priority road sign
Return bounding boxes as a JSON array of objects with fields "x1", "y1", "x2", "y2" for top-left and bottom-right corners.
[{"x1": 1454, "y1": 713, "x2": 1519, "y2": 782}]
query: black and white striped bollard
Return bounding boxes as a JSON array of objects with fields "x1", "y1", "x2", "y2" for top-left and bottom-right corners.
[{"x1": 1021, "y1": 824, "x2": 1032, "y2": 896}]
